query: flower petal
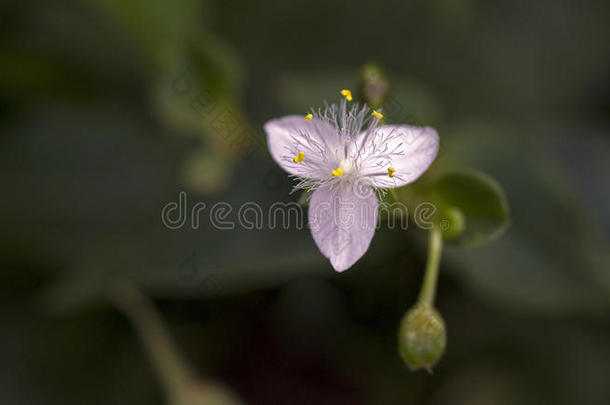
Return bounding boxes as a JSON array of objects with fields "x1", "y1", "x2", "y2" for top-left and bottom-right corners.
[
  {"x1": 264, "y1": 115, "x2": 339, "y2": 179},
  {"x1": 358, "y1": 125, "x2": 439, "y2": 188},
  {"x1": 308, "y1": 183, "x2": 379, "y2": 272}
]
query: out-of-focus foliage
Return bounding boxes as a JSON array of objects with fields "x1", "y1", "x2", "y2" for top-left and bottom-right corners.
[
  {"x1": 1, "y1": 0, "x2": 609, "y2": 404},
  {"x1": 429, "y1": 169, "x2": 509, "y2": 245}
]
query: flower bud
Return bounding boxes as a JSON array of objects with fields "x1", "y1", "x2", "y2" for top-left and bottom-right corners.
[
  {"x1": 398, "y1": 304, "x2": 446, "y2": 372},
  {"x1": 357, "y1": 63, "x2": 390, "y2": 109},
  {"x1": 439, "y1": 206, "x2": 465, "y2": 240}
]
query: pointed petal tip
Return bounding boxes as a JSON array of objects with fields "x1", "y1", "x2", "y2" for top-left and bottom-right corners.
[
  {"x1": 330, "y1": 261, "x2": 351, "y2": 272},
  {"x1": 308, "y1": 185, "x2": 378, "y2": 274}
]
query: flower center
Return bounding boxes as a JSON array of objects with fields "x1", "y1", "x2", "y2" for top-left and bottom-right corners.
[
  {"x1": 338, "y1": 159, "x2": 352, "y2": 173},
  {"x1": 331, "y1": 158, "x2": 355, "y2": 178}
]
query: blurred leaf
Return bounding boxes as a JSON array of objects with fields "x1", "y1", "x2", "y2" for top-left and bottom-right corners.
[
  {"x1": 430, "y1": 168, "x2": 510, "y2": 246},
  {"x1": 80, "y1": 0, "x2": 201, "y2": 67},
  {"x1": 441, "y1": 120, "x2": 610, "y2": 315}
]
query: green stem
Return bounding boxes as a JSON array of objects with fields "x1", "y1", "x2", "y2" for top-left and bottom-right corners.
[
  {"x1": 418, "y1": 226, "x2": 443, "y2": 307},
  {"x1": 109, "y1": 283, "x2": 194, "y2": 403},
  {"x1": 109, "y1": 283, "x2": 245, "y2": 405}
]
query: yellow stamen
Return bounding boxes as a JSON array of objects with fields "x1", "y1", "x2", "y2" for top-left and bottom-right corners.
[
  {"x1": 372, "y1": 110, "x2": 384, "y2": 119},
  {"x1": 293, "y1": 152, "x2": 305, "y2": 163},
  {"x1": 340, "y1": 89, "x2": 353, "y2": 102},
  {"x1": 331, "y1": 168, "x2": 344, "y2": 177},
  {"x1": 304, "y1": 113, "x2": 313, "y2": 121},
  {"x1": 388, "y1": 166, "x2": 395, "y2": 178}
]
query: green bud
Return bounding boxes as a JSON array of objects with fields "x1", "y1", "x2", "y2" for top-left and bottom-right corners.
[
  {"x1": 439, "y1": 206, "x2": 466, "y2": 240},
  {"x1": 357, "y1": 63, "x2": 390, "y2": 110},
  {"x1": 398, "y1": 304, "x2": 446, "y2": 372}
]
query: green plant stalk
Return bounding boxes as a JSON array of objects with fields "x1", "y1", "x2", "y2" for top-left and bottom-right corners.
[
  {"x1": 418, "y1": 226, "x2": 443, "y2": 307},
  {"x1": 110, "y1": 283, "x2": 245, "y2": 405},
  {"x1": 110, "y1": 283, "x2": 194, "y2": 403}
]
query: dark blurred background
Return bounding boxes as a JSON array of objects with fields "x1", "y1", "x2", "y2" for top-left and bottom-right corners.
[{"x1": 1, "y1": 0, "x2": 609, "y2": 404}]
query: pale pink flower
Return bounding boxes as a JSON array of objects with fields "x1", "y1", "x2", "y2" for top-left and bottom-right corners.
[{"x1": 264, "y1": 92, "x2": 439, "y2": 271}]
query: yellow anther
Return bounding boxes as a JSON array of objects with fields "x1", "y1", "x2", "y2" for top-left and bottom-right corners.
[
  {"x1": 340, "y1": 89, "x2": 353, "y2": 102},
  {"x1": 388, "y1": 166, "x2": 395, "y2": 178},
  {"x1": 293, "y1": 152, "x2": 305, "y2": 163},
  {"x1": 304, "y1": 113, "x2": 313, "y2": 121},
  {"x1": 372, "y1": 110, "x2": 384, "y2": 119},
  {"x1": 331, "y1": 168, "x2": 344, "y2": 177}
]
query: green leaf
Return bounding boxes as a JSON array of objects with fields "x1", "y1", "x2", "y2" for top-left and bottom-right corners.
[{"x1": 430, "y1": 168, "x2": 510, "y2": 246}]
